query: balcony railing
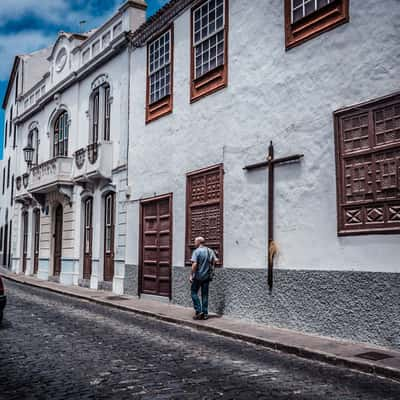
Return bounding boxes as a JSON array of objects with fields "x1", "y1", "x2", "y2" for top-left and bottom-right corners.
[
  {"x1": 15, "y1": 174, "x2": 31, "y2": 203},
  {"x1": 73, "y1": 142, "x2": 113, "y2": 181},
  {"x1": 29, "y1": 156, "x2": 73, "y2": 193}
]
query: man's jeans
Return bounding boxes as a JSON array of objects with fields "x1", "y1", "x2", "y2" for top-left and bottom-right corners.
[{"x1": 191, "y1": 279, "x2": 209, "y2": 315}]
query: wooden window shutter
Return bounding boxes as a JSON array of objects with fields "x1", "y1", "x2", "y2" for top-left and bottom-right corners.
[
  {"x1": 186, "y1": 164, "x2": 224, "y2": 265},
  {"x1": 334, "y1": 92, "x2": 400, "y2": 235}
]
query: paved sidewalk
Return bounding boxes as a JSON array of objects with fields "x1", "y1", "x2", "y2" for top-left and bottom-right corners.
[{"x1": 1, "y1": 267, "x2": 399, "y2": 382}]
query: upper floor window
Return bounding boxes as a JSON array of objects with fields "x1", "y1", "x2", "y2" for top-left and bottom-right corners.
[
  {"x1": 104, "y1": 85, "x2": 111, "y2": 141},
  {"x1": 334, "y1": 92, "x2": 400, "y2": 235},
  {"x1": 285, "y1": 0, "x2": 349, "y2": 49},
  {"x1": 146, "y1": 27, "x2": 173, "y2": 123},
  {"x1": 28, "y1": 128, "x2": 39, "y2": 165},
  {"x1": 4, "y1": 121, "x2": 7, "y2": 149},
  {"x1": 9, "y1": 107, "x2": 13, "y2": 137},
  {"x1": 53, "y1": 111, "x2": 69, "y2": 157},
  {"x1": 7, "y1": 158, "x2": 10, "y2": 188},
  {"x1": 90, "y1": 83, "x2": 111, "y2": 143},
  {"x1": 191, "y1": 0, "x2": 228, "y2": 102},
  {"x1": 15, "y1": 73, "x2": 19, "y2": 103},
  {"x1": 92, "y1": 89, "x2": 100, "y2": 143},
  {"x1": 2, "y1": 168, "x2": 5, "y2": 194},
  {"x1": 10, "y1": 175, "x2": 14, "y2": 206}
]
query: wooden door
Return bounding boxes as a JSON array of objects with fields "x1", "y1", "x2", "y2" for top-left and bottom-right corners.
[
  {"x1": 103, "y1": 193, "x2": 115, "y2": 282},
  {"x1": 83, "y1": 198, "x2": 93, "y2": 279},
  {"x1": 3, "y1": 223, "x2": 8, "y2": 267},
  {"x1": 140, "y1": 194, "x2": 172, "y2": 298},
  {"x1": 53, "y1": 204, "x2": 63, "y2": 276},
  {"x1": 33, "y1": 209, "x2": 40, "y2": 274},
  {"x1": 22, "y1": 212, "x2": 28, "y2": 273}
]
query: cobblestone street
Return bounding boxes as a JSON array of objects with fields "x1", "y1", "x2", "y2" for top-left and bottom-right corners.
[{"x1": 0, "y1": 280, "x2": 399, "y2": 400}]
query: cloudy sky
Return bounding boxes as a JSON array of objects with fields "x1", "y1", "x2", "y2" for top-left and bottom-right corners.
[{"x1": 0, "y1": 0, "x2": 168, "y2": 158}]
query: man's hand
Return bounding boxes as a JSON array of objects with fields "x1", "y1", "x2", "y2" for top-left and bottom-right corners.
[{"x1": 189, "y1": 275, "x2": 193, "y2": 283}]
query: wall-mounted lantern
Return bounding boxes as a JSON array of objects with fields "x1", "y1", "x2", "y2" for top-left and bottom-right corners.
[{"x1": 23, "y1": 145, "x2": 34, "y2": 167}]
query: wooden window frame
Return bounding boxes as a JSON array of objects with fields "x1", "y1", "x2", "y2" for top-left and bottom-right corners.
[
  {"x1": 84, "y1": 198, "x2": 93, "y2": 256},
  {"x1": 91, "y1": 89, "x2": 100, "y2": 144},
  {"x1": 185, "y1": 164, "x2": 224, "y2": 266},
  {"x1": 146, "y1": 25, "x2": 174, "y2": 124},
  {"x1": 104, "y1": 85, "x2": 111, "y2": 141},
  {"x1": 190, "y1": 0, "x2": 229, "y2": 103},
  {"x1": 7, "y1": 158, "x2": 10, "y2": 188},
  {"x1": 4, "y1": 121, "x2": 7, "y2": 149},
  {"x1": 9, "y1": 107, "x2": 12, "y2": 137},
  {"x1": 28, "y1": 128, "x2": 39, "y2": 166},
  {"x1": 104, "y1": 193, "x2": 114, "y2": 255},
  {"x1": 284, "y1": 0, "x2": 349, "y2": 50},
  {"x1": 334, "y1": 91, "x2": 400, "y2": 236},
  {"x1": 10, "y1": 175, "x2": 14, "y2": 206},
  {"x1": 53, "y1": 111, "x2": 69, "y2": 157}
]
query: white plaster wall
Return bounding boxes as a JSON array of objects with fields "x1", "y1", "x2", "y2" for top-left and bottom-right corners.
[{"x1": 127, "y1": 0, "x2": 400, "y2": 273}]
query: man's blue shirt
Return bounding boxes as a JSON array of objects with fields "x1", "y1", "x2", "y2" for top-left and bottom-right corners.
[{"x1": 191, "y1": 246, "x2": 216, "y2": 281}]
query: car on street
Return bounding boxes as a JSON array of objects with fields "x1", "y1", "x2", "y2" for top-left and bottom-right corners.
[{"x1": 0, "y1": 276, "x2": 6, "y2": 323}]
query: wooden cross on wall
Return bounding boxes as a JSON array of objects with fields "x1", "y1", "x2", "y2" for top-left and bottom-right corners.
[{"x1": 244, "y1": 141, "x2": 304, "y2": 290}]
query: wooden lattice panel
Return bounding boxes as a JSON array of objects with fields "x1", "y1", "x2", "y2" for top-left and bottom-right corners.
[
  {"x1": 335, "y1": 93, "x2": 400, "y2": 234},
  {"x1": 186, "y1": 165, "x2": 223, "y2": 264}
]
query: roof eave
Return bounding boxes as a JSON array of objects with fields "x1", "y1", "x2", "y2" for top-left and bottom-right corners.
[{"x1": 2, "y1": 56, "x2": 21, "y2": 110}]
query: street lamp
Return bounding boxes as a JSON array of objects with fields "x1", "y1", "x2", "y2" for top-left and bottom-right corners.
[{"x1": 23, "y1": 145, "x2": 34, "y2": 168}]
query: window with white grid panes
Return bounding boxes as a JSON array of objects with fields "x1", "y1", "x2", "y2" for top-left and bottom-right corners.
[
  {"x1": 193, "y1": 0, "x2": 225, "y2": 79},
  {"x1": 292, "y1": 0, "x2": 333, "y2": 23},
  {"x1": 148, "y1": 30, "x2": 171, "y2": 104}
]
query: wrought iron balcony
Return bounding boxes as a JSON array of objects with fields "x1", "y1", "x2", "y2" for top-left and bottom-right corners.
[
  {"x1": 29, "y1": 156, "x2": 73, "y2": 194},
  {"x1": 73, "y1": 142, "x2": 113, "y2": 182}
]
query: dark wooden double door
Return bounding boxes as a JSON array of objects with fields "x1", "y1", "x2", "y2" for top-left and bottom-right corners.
[
  {"x1": 82, "y1": 194, "x2": 115, "y2": 282},
  {"x1": 53, "y1": 205, "x2": 63, "y2": 276},
  {"x1": 23, "y1": 210, "x2": 40, "y2": 274},
  {"x1": 83, "y1": 198, "x2": 93, "y2": 280},
  {"x1": 140, "y1": 195, "x2": 172, "y2": 298}
]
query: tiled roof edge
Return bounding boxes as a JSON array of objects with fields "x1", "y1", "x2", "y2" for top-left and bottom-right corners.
[{"x1": 129, "y1": 0, "x2": 195, "y2": 47}]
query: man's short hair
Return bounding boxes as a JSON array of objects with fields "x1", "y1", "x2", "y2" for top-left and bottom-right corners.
[{"x1": 195, "y1": 236, "x2": 205, "y2": 244}]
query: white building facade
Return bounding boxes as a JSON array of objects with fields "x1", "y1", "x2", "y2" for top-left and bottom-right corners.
[
  {"x1": 1, "y1": 0, "x2": 147, "y2": 293},
  {"x1": 1, "y1": 0, "x2": 399, "y2": 350},
  {"x1": 125, "y1": 0, "x2": 400, "y2": 349}
]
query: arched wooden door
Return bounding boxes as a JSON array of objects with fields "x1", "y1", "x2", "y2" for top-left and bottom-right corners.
[
  {"x1": 103, "y1": 193, "x2": 115, "y2": 282},
  {"x1": 83, "y1": 198, "x2": 93, "y2": 280},
  {"x1": 53, "y1": 204, "x2": 63, "y2": 276},
  {"x1": 22, "y1": 211, "x2": 29, "y2": 273},
  {"x1": 33, "y1": 209, "x2": 40, "y2": 274}
]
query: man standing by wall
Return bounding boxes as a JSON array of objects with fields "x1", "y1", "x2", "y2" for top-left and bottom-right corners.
[{"x1": 190, "y1": 237, "x2": 217, "y2": 320}]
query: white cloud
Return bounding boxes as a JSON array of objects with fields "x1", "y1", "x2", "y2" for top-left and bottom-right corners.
[
  {"x1": 0, "y1": 30, "x2": 52, "y2": 81},
  {"x1": 0, "y1": 0, "x2": 122, "y2": 81},
  {"x1": 0, "y1": 0, "x2": 120, "y2": 29}
]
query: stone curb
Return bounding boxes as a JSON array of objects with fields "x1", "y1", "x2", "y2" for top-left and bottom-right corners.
[{"x1": 2, "y1": 272, "x2": 399, "y2": 383}]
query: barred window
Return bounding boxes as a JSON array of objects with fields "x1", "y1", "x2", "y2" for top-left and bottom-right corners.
[
  {"x1": 193, "y1": 0, "x2": 225, "y2": 79},
  {"x1": 292, "y1": 0, "x2": 333, "y2": 23},
  {"x1": 149, "y1": 30, "x2": 171, "y2": 105}
]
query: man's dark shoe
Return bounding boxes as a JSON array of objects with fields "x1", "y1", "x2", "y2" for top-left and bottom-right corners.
[
  {"x1": 193, "y1": 313, "x2": 204, "y2": 320},
  {"x1": 203, "y1": 314, "x2": 209, "y2": 320}
]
